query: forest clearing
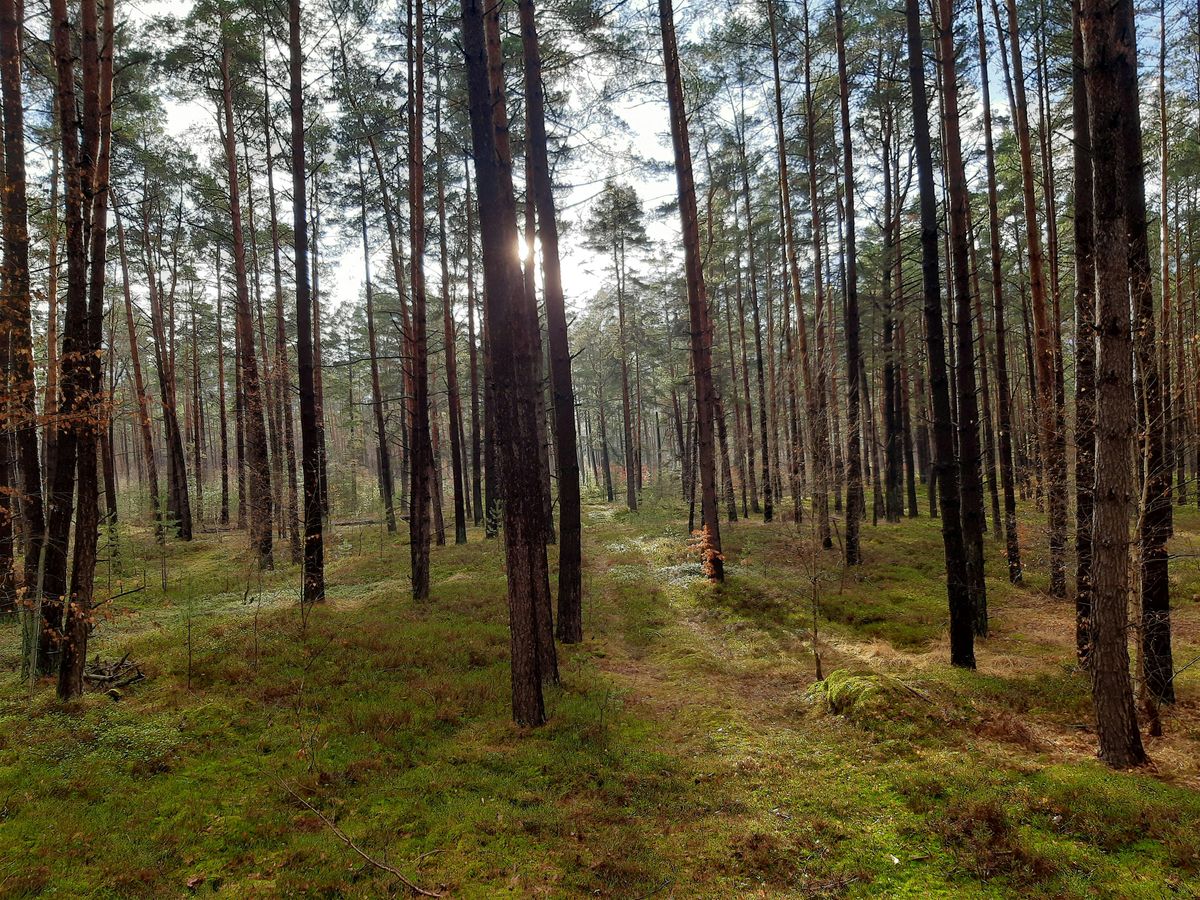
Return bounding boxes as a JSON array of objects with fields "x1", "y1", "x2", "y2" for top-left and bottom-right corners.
[
  {"x1": 2, "y1": 0, "x2": 1200, "y2": 893},
  {"x1": 2, "y1": 496, "x2": 1199, "y2": 896}
]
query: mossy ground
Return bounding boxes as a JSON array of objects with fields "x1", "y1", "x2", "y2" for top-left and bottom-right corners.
[{"x1": 1, "y1": 487, "x2": 1199, "y2": 897}]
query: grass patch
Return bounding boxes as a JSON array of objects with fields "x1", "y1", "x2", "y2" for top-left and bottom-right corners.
[{"x1": 0, "y1": 497, "x2": 1197, "y2": 896}]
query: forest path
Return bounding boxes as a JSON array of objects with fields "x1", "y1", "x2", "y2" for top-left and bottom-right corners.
[{"x1": 569, "y1": 496, "x2": 1200, "y2": 896}]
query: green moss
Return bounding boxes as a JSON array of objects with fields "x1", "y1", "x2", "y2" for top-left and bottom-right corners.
[{"x1": 0, "y1": 501, "x2": 1196, "y2": 896}]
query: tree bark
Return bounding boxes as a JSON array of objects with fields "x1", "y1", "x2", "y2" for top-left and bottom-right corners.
[
  {"x1": 905, "y1": 0, "x2": 974, "y2": 668},
  {"x1": 220, "y1": 22, "x2": 273, "y2": 568},
  {"x1": 1072, "y1": 1, "x2": 1095, "y2": 665},
  {"x1": 290, "y1": 0, "x2": 324, "y2": 604},
  {"x1": 1079, "y1": 0, "x2": 1148, "y2": 766},
  {"x1": 976, "y1": 0, "x2": 1021, "y2": 583},
  {"x1": 661, "y1": 0, "x2": 723, "y2": 579},
  {"x1": 833, "y1": 0, "x2": 863, "y2": 565},
  {"x1": 461, "y1": 0, "x2": 556, "y2": 724},
  {"x1": 0, "y1": 0, "x2": 47, "y2": 611},
  {"x1": 1004, "y1": 0, "x2": 1067, "y2": 597},
  {"x1": 408, "y1": 0, "x2": 434, "y2": 600},
  {"x1": 518, "y1": 0, "x2": 583, "y2": 641},
  {"x1": 936, "y1": 0, "x2": 988, "y2": 630}
]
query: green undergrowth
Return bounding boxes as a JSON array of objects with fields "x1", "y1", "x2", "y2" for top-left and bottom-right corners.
[{"x1": 0, "y1": 490, "x2": 1197, "y2": 897}]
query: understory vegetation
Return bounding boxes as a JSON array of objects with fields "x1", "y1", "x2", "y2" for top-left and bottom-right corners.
[{"x1": 3, "y1": 493, "x2": 1197, "y2": 897}]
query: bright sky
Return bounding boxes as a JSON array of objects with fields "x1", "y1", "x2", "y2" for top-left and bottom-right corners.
[{"x1": 146, "y1": 0, "x2": 673, "y2": 326}]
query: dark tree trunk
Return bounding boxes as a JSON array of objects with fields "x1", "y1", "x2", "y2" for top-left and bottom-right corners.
[
  {"x1": 1116, "y1": 0, "x2": 1174, "y2": 706},
  {"x1": 434, "y1": 49, "x2": 467, "y2": 546},
  {"x1": 461, "y1": 0, "x2": 556, "y2": 724},
  {"x1": 215, "y1": 248, "x2": 230, "y2": 526},
  {"x1": 464, "y1": 160, "x2": 484, "y2": 527},
  {"x1": 1, "y1": 0, "x2": 44, "y2": 621},
  {"x1": 311, "y1": 176, "x2": 329, "y2": 520},
  {"x1": 518, "y1": 0, "x2": 583, "y2": 642},
  {"x1": 290, "y1": 0, "x2": 324, "y2": 604},
  {"x1": 408, "y1": 0, "x2": 434, "y2": 600},
  {"x1": 905, "y1": 0, "x2": 974, "y2": 668},
  {"x1": 1079, "y1": 0, "x2": 1148, "y2": 766},
  {"x1": 936, "y1": 0, "x2": 988, "y2": 631},
  {"x1": 141, "y1": 197, "x2": 191, "y2": 542},
  {"x1": 58, "y1": 0, "x2": 113, "y2": 699},
  {"x1": 797, "y1": 0, "x2": 833, "y2": 548},
  {"x1": 1072, "y1": 2, "x2": 1095, "y2": 665}
]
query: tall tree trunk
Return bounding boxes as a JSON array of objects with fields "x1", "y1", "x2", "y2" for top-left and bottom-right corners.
[
  {"x1": 614, "y1": 243, "x2": 638, "y2": 512},
  {"x1": 355, "y1": 152, "x2": 396, "y2": 533},
  {"x1": 464, "y1": 160, "x2": 484, "y2": 527},
  {"x1": 190, "y1": 293, "x2": 204, "y2": 522},
  {"x1": 408, "y1": 0, "x2": 434, "y2": 600},
  {"x1": 264, "y1": 67, "x2": 301, "y2": 564},
  {"x1": 215, "y1": 248, "x2": 230, "y2": 526},
  {"x1": 461, "y1": 0, "x2": 556, "y2": 723},
  {"x1": 116, "y1": 213, "x2": 162, "y2": 538},
  {"x1": 311, "y1": 174, "x2": 329, "y2": 520},
  {"x1": 220, "y1": 23, "x2": 273, "y2": 568},
  {"x1": 0, "y1": 0, "x2": 47, "y2": 614},
  {"x1": 1119, "y1": 0, "x2": 1174, "y2": 706},
  {"x1": 141, "y1": 194, "x2": 191, "y2": 541},
  {"x1": 797, "y1": 0, "x2": 833, "y2": 547},
  {"x1": 1079, "y1": 0, "x2": 1148, "y2": 766},
  {"x1": 434, "y1": 43, "x2": 467, "y2": 546},
  {"x1": 1004, "y1": 0, "x2": 1067, "y2": 597},
  {"x1": 976, "y1": 0, "x2": 1021, "y2": 582},
  {"x1": 660, "y1": 0, "x2": 723, "y2": 579},
  {"x1": 518, "y1": 0, "x2": 583, "y2": 641},
  {"x1": 733, "y1": 114, "x2": 772, "y2": 523},
  {"x1": 937, "y1": 0, "x2": 988, "y2": 630},
  {"x1": 905, "y1": 0, "x2": 974, "y2": 668},
  {"x1": 1072, "y1": 2, "x2": 1095, "y2": 665},
  {"x1": 290, "y1": 0, "x2": 324, "y2": 604},
  {"x1": 880, "y1": 101, "x2": 903, "y2": 523},
  {"x1": 59, "y1": 0, "x2": 114, "y2": 699},
  {"x1": 833, "y1": 0, "x2": 863, "y2": 565}
]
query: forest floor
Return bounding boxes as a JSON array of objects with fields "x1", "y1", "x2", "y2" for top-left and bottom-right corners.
[{"x1": 2, "y1": 489, "x2": 1200, "y2": 897}]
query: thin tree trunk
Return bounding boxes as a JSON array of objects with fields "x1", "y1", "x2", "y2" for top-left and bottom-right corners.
[
  {"x1": 349, "y1": 153, "x2": 395, "y2": 529},
  {"x1": 465, "y1": 160, "x2": 484, "y2": 527},
  {"x1": 408, "y1": 0, "x2": 433, "y2": 599},
  {"x1": 220, "y1": 22, "x2": 273, "y2": 568},
  {"x1": 264, "y1": 63, "x2": 302, "y2": 564},
  {"x1": 290, "y1": 0, "x2": 324, "y2": 604},
  {"x1": 116, "y1": 213, "x2": 162, "y2": 538},
  {"x1": 833, "y1": 0, "x2": 863, "y2": 565},
  {"x1": 977, "y1": 0, "x2": 1022, "y2": 582},
  {"x1": 661, "y1": 0, "x2": 723, "y2": 579},
  {"x1": 1004, "y1": 0, "x2": 1067, "y2": 598},
  {"x1": 215, "y1": 248, "x2": 230, "y2": 526},
  {"x1": 434, "y1": 43, "x2": 467, "y2": 546},
  {"x1": 1072, "y1": 2, "x2": 1095, "y2": 664}
]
